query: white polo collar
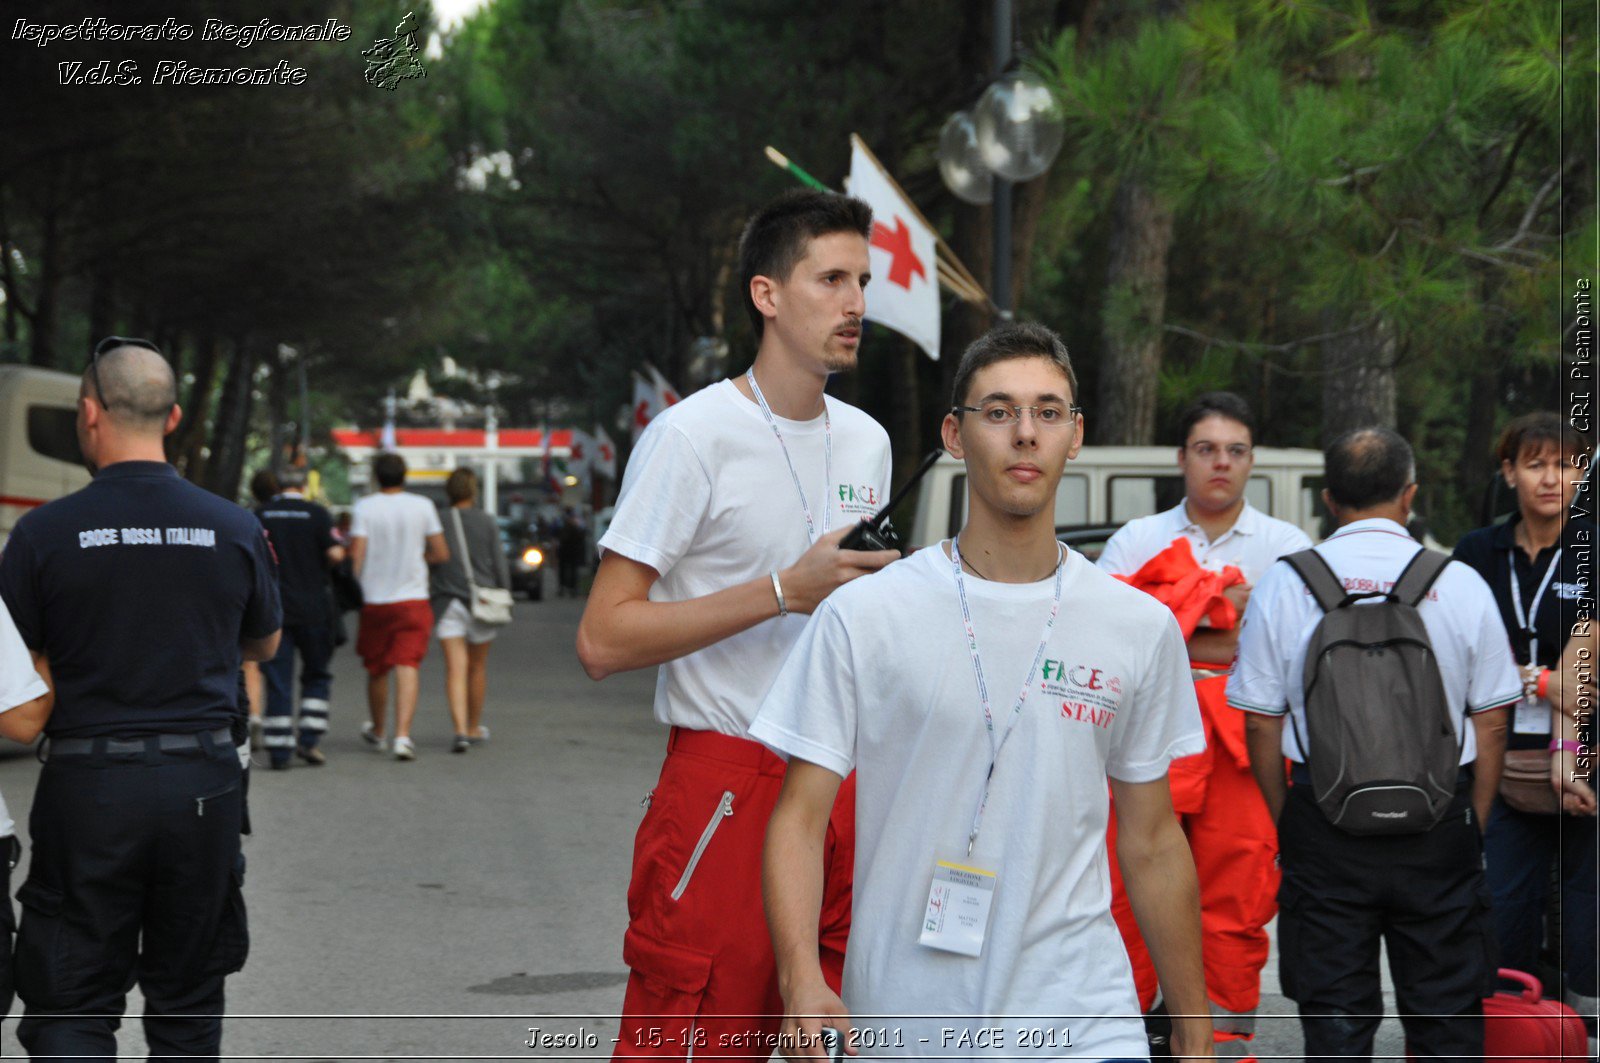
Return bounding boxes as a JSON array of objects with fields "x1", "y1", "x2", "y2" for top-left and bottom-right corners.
[
  {"x1": 1171, "y1": 497, "x2": 1261, "y2": 542},
  {"x1": 1327, "y1": 517, "x2": 1411, "y2": 540}
]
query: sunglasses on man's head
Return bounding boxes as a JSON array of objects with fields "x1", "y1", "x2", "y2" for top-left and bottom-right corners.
[{"x1": 87, "y1": 336, "x2": 162, "y2": 411}]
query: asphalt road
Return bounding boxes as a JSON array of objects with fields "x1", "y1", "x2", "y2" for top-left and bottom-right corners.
[{"x1": 0, "y1": 585, "x2": 1411, "y2": 1060}]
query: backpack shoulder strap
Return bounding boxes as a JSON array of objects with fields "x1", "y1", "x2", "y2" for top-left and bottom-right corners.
[
  {"x1": 1392, "y1": 548, "x2": 1450, "y2": 607},
  {"x1": 1283, "y1": 549, "x2": 1347, "y2": 613}
]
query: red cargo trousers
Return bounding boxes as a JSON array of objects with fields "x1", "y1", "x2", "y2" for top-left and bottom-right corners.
[
  {"x1": 614, "y1": 728, "x2": 855, "y2": 1061},
  {"x1": 1107, "y1": 675, "x2": 1281, "y2": 1059}
]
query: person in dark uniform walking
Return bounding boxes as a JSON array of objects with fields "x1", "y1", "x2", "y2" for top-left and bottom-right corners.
[
  {"x1": 254, "y1": 465, "x2": 344, "y2": 769},
  {"x1": 0, "y1": 338, "x2": 282, "y2": 1061}
]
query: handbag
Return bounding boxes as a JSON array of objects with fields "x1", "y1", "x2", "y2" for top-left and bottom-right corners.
[
  {"x1": 451, "y1": 508, "x2": 514, "y2": 625},
  {"x1": 1499, "y1": 748, "x2": 1559, "y2": 815}
]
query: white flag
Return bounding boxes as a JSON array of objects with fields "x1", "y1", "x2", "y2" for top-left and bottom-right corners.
[
  {"x1": 630, "y1": 366, "x2": 682, "y2": 443},
  {"x1": 593, "y1": 425, "x2": 618, "y2": 480},
  {"x1": 567, "y1": 428, "x2": 595, "y2": 484},
  {"x1": 847, "y1": 136, "x2": 941, "y2": 361},
  {"x1": 646, "y1": 364, "x2": 682, "y2": 407},
  {"x1": 630, "y1": 372, "x2": 658, "y2": 443}
]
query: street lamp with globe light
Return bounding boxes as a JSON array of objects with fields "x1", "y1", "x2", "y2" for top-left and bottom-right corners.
[{"x1": 935, "y1": 1, "x2": 1064, "y2": 316}]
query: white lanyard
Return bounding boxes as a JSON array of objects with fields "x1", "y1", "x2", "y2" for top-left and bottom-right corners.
[
  {"x1": 950, "y1": 535, "x2": 1066, "y2": 856},
  {"x1": 1509, "y1": 546, "x2": 1562, "y2": 667},
  {"x1": 745, "y1": 369, "x2": 831, "y2": 542}
]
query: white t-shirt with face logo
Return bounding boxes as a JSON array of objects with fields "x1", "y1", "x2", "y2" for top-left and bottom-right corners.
[
  {"x1": 750, "y1": 544, "x2": 1205, "y2": 1058},
  {"x1": 599, "y1": 379, "x2": 892, "y2": 736}
]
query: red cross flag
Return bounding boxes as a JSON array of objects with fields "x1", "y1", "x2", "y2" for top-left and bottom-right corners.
[
  {"x1": 848, "y1": 136, "x2": 941, "y2": 361},
  {"x1": 593, "y1": 425, "x2": 617, "y2": 480},
  {"x1": 630, "y1": 365, "x2": 681, "y2": 443}
]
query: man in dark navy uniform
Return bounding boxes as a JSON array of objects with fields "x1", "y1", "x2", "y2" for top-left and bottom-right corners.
[
  {"x1": 0, "y1": 338, "x2": 281, "y2": 1061},
  {"x1": 254, "y1": 464, "x2": 344, "y2": 769}
]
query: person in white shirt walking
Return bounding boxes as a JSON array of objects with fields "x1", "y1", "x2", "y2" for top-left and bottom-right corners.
[
  {"x1": 1228, "y1": 427, "x2": 1520, "y2": 1062},
  {"x1": 0, "y1": 598, "x2": 52, "y2": 1026},
  {"x1": 349, "y1": 452, "x2": 449, "y2": 761},
  {"x1": 757, "y1": 323, "x2": 1213, "y2": 1060},
  {"x1": 1095, "y1": 392, "x2": 1311, "y2": 1059},
  {"x1": 577, "y1": 190, "x2": 897, "y2": 1060}
]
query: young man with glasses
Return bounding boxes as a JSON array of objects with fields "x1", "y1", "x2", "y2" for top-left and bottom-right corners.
[
  {"x1": 1094, "y1": 391, "x2": 1311, "y2": 1060},
  {"x1": 577, "y1": 190, "x2": 898, "y2": 1059},
  {"x1": 0, "y1": 338, "x2": 281, "y2": 1058},
  {"x1": 756, "y1": 322, "x2": 1211, "y2": 1059}
]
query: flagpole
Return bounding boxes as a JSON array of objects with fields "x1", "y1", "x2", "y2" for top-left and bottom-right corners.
[
  {"x1": 763, "y1": 146, "x2": 830, "y2": 192},
  {"x1": 849, "y1": 133, "x2": 994, "y2": 309},
  {"x1": 484, "y1": 394, "x2": 499, "y2": 516}
]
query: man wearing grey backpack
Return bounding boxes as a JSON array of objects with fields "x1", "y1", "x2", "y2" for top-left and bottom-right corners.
[{"x1": 1227, "y1": 427, "x2": 1521, "y2": 1063}]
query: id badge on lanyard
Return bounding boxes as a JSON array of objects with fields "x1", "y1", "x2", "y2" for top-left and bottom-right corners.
[
  {"x1": 1510, "y1": 549, "x2": 1560, "y2": 735},
  {"x1": 917, "y1": 537, "x2": 1064, "y2": 958}
]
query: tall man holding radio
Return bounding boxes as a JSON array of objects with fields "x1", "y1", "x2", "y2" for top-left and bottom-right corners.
[{"x1": 577, "y1": 189, "x2": 898, "y2": 1059}]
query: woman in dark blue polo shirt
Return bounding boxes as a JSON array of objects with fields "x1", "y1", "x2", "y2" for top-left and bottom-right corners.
[{"x1": 1453, "y1": 412, "x2": 1597, "y2": 1022}]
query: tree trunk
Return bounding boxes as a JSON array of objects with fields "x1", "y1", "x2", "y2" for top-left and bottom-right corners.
[
  {"x1": 1009, "y1": 170, "x2": 1054, "y2": 314},
  {"x1": 87, "y1": 266, "x2": 113, "y2": 344},
  {"x1": 1092, "y1": 177, "x2": 1173, "y2": 444},
  {"x1": 266, "y1": 346, "x2": 290, "y2": 476},
  {"x1": 887, "y1": 336, "x2": 922, "y2": 487},
  {"x1": 29, "y1": 204, "x2": 61, "y2": 368},
  {"x1": 1454, "y1": 354, "x2": 1504, "y2": 527},
  {"x1": 1319, "y1": 314, "x2": 1397, "y2": 445},
  {"x1": 202, "y1": 339, "x2": 257, "y2": 501},
  {"x1": 171, "y1": 333, "x2": 220, "y2": 474}
]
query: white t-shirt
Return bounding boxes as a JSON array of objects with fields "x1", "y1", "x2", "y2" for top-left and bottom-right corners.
[
  {"x1": 750, "y1": 544, "x2": 1205, "y2": 1058},
  {"x1": 349, "y1": 491, "x2": 444, "y2": 605},
  {"x1": 1097, "y1": 499, "x2": 1313, "y2": 584},
  {"x1": 599, "y1": 379, "x2": 892, "y2": 736},
  {"x1": 1226, "y1": 518, "x2": 1522, "y2": 761},
  {"x1": 0, "y1": 600, "x2": 46, "y2": 837}
]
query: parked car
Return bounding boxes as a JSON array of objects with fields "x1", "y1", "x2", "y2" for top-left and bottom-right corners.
[{"x1": 498, "y1": 516, "x2": 546, "y2": 600}]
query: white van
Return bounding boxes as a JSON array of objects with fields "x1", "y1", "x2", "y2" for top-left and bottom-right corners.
[
  {"x1": 908, "y1": 445, "x2": 1327, "y2": 557},
  {"x1": 1, "y1": 366, "x2": 90, "y2": 548}
]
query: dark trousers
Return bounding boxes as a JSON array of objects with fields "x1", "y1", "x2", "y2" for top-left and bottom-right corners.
[
  {"x1": 15, "y1": 739, "x2": 248, "y2": 1062},
  {"x1": 261, "y1": 622, "x2": 334, "y2": 764},
  {"x1": 1276, "y1": 784, "x2": 1492, "y2": 1063},
  {"x1": 0, "y1": 837, "x2": 15, "y2": 1024},
  {"x1": 1484, "y1": 794, "x2": 1599, "y2": 998}
]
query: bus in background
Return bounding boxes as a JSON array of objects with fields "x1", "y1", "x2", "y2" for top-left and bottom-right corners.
[{"x1": 1, "y1": 366, "x2": 89, "y2": 549}]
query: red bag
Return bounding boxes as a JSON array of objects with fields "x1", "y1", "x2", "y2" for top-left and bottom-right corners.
[{"x1": 1410, "y1": 969, "x2": 1589, "y2": 1062}]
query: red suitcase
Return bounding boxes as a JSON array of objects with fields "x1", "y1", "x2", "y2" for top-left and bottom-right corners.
[
  {"x1": 1411, "y1": 969, "x2": 1590, "y2": 1061},
  {"x1": 1483, "y1": 969, "x2": 1590, "y2": 1062}
]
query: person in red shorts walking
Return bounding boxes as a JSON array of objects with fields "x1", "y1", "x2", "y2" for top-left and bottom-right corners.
[
  {"x1": 349, "y1": 452, "x2": 449, "y2": 762},
  {"x1": 577, "y1": 190, "x2": 899, "y2": 1060}
]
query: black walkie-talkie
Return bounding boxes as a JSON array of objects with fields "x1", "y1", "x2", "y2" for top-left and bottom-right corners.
[{"x1": 838, "y1": 448, "x2": 944, "y2": 553}]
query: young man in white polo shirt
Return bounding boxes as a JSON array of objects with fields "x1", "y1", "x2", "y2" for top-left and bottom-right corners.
[
  {"x1": 1095, "y1": 392, "x2": 1310, "y2": 1059},
  {"x1": 756, "y1": 323, "x2": 1213, "y2": 1060},
  {"x1": 1228, "y1": 427, "x2": 1520, "y2": 1062},
  {"x1": 577, "y1": 190, "x2": 898, "y2": 1060}
]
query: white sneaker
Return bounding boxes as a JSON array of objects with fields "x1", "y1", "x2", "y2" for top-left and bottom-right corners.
[
  {"x1": 393, "y1": 736, "x2": 416, "y2": 761},
  {"x1": 361, "y1": 722, "x2": 389, "y2": 752}
]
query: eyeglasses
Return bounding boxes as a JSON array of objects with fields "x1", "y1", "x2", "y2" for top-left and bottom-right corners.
[
  {"x1": 88, "y1": 336, "x2": 161, "y2": 411},
  {"x1": 952, "y1": 401, "x2": 1083, "y2": 428},
  {"x1": 1186, "y1": 442, "x2": 1253, "y2": 461}
]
